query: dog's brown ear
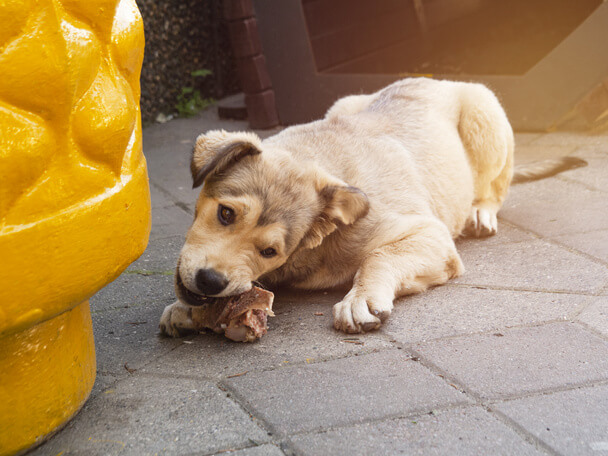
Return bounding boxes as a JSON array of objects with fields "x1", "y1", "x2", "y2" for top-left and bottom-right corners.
[
  {"x1": 300, "y1": 180, "x2": 369, "y2": 250},
  {"x1": 191, "y1": 130, "x2": 262, "y2": 188}
]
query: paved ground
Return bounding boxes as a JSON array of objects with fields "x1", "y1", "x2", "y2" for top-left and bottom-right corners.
[{"x1": 32, "y1": 109, "x2": 608, "y2": 456}]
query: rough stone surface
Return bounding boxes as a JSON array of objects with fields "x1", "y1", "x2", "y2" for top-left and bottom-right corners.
[
  {"x1": 553, "y1": 229, "x2": 608, "y2": 263},
  {"x1": 576, "y1": 298, "x2": 608, "y2": 337},
  {"x1": 29, "y1": 376, "x2": 269, "y2": 456},
  {"x1": 214, "y1": 444, "x2": 285, "y2": 456},
  {"x1": 290, "y1": 406, "x2": 545, "y2": 456},
  {"x1": 386, "y1": 285, "x2": 588, "y2": 344},
  {"x1": 454, "y1": 239, "x2": 608, "y2": 293},
  {"x1": 91, "y1": 270, "x2": 175, "y2": 312},
  {"x1": 92, "y1": 304, "x2": 181, "y2": 375},
  {"x1": 225, "y1": 350, "x2": 470, "y2": 435},
  {"x1": 148, "y1": 203, "x2": 192, "y2": 241},
  {"x1": 500, "y1": 179, "x2": 608, "y2": 238},
  {"x1": 127, "y1": 235, "x2": 183, "y2": 274},
  {"x1": 560, "y1": 155, "x2": 608, "y2": 192},
  {"x1": 494, "y1": 384, "x2": 608, "y2": 455},
  {"x1": 414, "y1": 322, "x2": 608, "y2": 399}
]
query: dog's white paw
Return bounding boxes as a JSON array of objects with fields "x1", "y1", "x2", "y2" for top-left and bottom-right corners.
[
  {"x1": 333, "y1": 293, "x2": 393, "y2": 334},
  {"x1": 159, "y1": 301, "x2": 195, "y2": 338},
  {"x1": 465, "y1": 206, "x2": 497, "y2": 238}
]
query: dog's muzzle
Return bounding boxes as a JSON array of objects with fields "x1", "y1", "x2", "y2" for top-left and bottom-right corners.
[{"x1": 174, "y1": 267, "x2": 210, "y2": 307}]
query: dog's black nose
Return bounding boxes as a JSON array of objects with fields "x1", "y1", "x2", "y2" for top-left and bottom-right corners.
[{"x1": 195, "y1": 268, "x2": 228, "y2": 295}]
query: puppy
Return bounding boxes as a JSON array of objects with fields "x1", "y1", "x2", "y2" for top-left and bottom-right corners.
[{"x1": 159, "y1": 78, "x2": 585, "y2": 336}]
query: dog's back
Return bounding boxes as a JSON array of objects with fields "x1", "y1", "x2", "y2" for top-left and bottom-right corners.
[{"x1": 266, "y1": 78, "x2": 501, "y2": 236}]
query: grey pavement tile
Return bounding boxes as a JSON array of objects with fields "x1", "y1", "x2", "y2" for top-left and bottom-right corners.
[
  {"x1": 553, "y1": 229, "x2": 608, "y2": 264},
  {"x1": 290, "y1": 406, "x2": 544, "y2": 456},
  {"x1": 92, "y1": 303, "x2": 181, "y2": 375},
  {"x1": 386, "y1": 285, "x2": 587, "y2": 344},
  {"x1": 494, "y1": 384, "x2": 608, "y2": 456},
  {"x1": 454, "y1": 239, "x2": 608, "y2": 294},
  {"x1": 142, "y1": 108, "x2": 248, "y2": 157},
  {"x1": 148, "y1": 180, "x2": 175, "y2": 209},
  {"x1": 127, "y1": 235, "x2": 182, "y2": 273},
  {"x1": 215, "y1": 444, "x2": 285, "y2": 456},
  {"x1": 560, "y1": 155, "x2": 608, "y2": 192},
  {"x1": 225, "y1": 350, "x2": 470, "y2": 435},
  {"x1": 415, "y1": 322, "x2": 608, "y2": 399},
  {"x1": 141, "y1": 290, "x2": 394, "y2": 380},
  {"x1": 529, "y1": 132, "x2": 608, "y2": 148},
  {"x1": 577, "y1": 297, "x2": 608, "y2": 338},
  {"x1": 149, "y1": 165, "x2": 199, "y2": 208},
  {"x1": 149, "y1": 203, "x2": 192, "y2": 241},
  {"x1": 91, "y1": 269, "x2": 175, "y2": 312},
  {"x1": 90, "y1": 374, "x2": 120, "y2": 399},
  {"x1": 500, "y1": 178, "x2": 608, "y2": 237},
  {"x1": 31, "y1": 375, "x2": 269, "y2": 456}
]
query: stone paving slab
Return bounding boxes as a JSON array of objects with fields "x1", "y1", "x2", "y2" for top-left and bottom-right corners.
[
  {"x1": 494, "y1": 384, "x2": 608, "y2": 456},
  {"x1": 560, "y1": 155, "x2": 608, "y2": 192},
  {"x1": 385, "y1": 285, "x2": 588, "y2": 344},
  {"x1": 224, "y1": 350, "x2": 470, "y2": 435},
  {"x1": 91, "y1": 270, "x2": 174, "y2": 312},
  {"x1": 553, "y1": 229, "x2": 608, "y2": 264},
  {"x1": 127, "y1": 235, "x2": 183, "y2": 274},
  {"x1": 141, "y1": 290, "x2": 394, "y2": 380},
  {"x1": 149, "y1": 180, "x2": 177, "y2": 209},
  {"x1": 215, "y1": 444, "x2": 285, "y2": 456},
  {"x1": 148, "y1": 203, "x2": 192, "y2": 242},
  {"x1": 30, "y1": 376, "x2": 269, "y2": 456},
  {"x1": 576, "y1": 298, "x2": 608, "y2": 338},
  {"x1": 500, "y1": 179, "x2": 608, "y2": 238},
  {"x1": 289, "y1": 406, "x2": 544, "y2": 456},
  {"x1": 414, "y1": 322, "x2": 608, "y2": 400},
  {"x1": 92, "y1": 304, "x2": 180, "y2": 375},
  {"x1": 454, "y1": 239, "x2": 608, "y2": 293}
]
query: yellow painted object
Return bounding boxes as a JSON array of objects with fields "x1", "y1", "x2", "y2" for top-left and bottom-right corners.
[{"x1": 0, "y1": 0, "x2": 150, "y2": 454}]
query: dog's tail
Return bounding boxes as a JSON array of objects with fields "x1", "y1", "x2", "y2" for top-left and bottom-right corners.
[{"x1": 512, "y1": 156, "x2": 587, "y2": 184}]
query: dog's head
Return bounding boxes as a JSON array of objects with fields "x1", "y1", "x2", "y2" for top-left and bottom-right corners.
[{"x1": 176, "y1": 130, "x2": 369, "y2": 304}]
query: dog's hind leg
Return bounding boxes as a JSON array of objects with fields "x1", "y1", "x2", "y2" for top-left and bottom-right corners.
[
  {"x1": 457, "y1": 83, "x2": 514, "y2": 237},
  {"x1": 333, "y1": 216, "x2": 464, "y2": 333}
]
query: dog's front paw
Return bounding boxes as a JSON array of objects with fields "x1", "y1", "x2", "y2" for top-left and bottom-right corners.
[
  {"x1": 332, "y1": 293, "x2": 393, "y2": 334},
  {"x1": 159, "y1": 301, "x2": 195, "y2": 338}
]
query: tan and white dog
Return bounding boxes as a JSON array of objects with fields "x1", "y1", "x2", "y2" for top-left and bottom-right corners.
[{"x1": 159, "y1": 78, "x2": 585, "y2": 336}]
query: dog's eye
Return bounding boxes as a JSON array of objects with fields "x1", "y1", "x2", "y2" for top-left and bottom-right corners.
[
  {"x1": 218, "y1": 205, "x2": 235, "y2": 225},
  {"x1": 260, "y1": 247, "x2": 277, "y2": 258}
]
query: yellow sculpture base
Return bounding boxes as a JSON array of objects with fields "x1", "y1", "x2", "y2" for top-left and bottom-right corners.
[{"x1": 0, "y1": 301, "x2": 96, "y2": 456}]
